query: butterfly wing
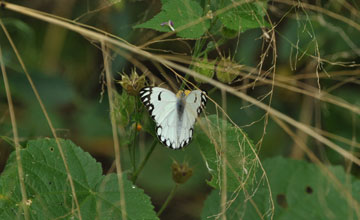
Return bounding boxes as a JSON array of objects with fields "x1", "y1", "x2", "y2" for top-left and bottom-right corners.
[
  {"x1": 139, "y1": 87, "x2": 179, "y2": 149},
  {"x1": 139, "y1": 87, "x2": 207, "y2": 149},
  {"x1": 178, "y1": 90, "x2": 207, "y2": 145},
  {"x1": 184, "y1": 90, "x2": 207, "y2": 124},
  {"x1": 139, "y1": 87, "x2": 177, "y2": 122}
]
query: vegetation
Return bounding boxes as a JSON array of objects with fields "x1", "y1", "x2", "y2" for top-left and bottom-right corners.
[{"x1": 0, "y1": 0, "x2": 359, "y2": 219}]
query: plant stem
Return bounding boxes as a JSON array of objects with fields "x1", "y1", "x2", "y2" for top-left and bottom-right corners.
[
  {"x1": 208, "y1": 86, "x2": 218, "y2": 95},
  {"x1": 131, "y1": 122, "x2": 138, "y2": 170},
  {"x1": 127, "y1": 127, "x2": 133, "y2": 171},
  {"x1": 130, "y1": 100, "x2": 140, "y2": 172},
  {"x1": 157, "y1": 184, "x2": 179, "y2": 217},
  {"x1": 131, "y1": 140, "x2": 157, "y2": 183},
  {"x1": 180, "y1": 38, "x2": 207, "y2": 90}
]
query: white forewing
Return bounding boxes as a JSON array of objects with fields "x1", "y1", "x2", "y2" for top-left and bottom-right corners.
[
  {"x1": 139, "y1": 87, "x2": 177, "y2": 121},
  {"x1": 139, "y1": 87, "x2": 207, "y2": 149}
]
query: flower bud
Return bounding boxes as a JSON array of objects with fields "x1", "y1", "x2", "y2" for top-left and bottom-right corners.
[
  {"x1": 117, "y1": 69, "x2": 146, "y2": 96},
  {"x1": 171, "y1": 161, "x2": 193, "y2": 184},
  {"x1": 215, "y1": 56, "x2": 241, "y2": 84},
  {"x1": 131, "y1": 122, "x2": 142, "y2": 131},
  {"x1": 192, "y1": 56, "x2": 216, "y2": 83}
]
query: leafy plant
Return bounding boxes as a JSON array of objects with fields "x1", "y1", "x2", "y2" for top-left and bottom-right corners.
[
  {"x1": 135, "y1": 0, "x2": 268, "y2": 39},
  {"x1": 135, "y1": 0, "x2": 210, "y2": 38},
  {"x1": 202, "y1": 157, "x2": 360, "y2": 219},
  {"x1": 194, "y1": 115, "x2": 257, "y2": 192},
  {"x1": 0, "y1": 139, "x2": 158, "y2": 219},
  {"x1": 1, "y1": 0, "x2": 359, "y2": 219}
]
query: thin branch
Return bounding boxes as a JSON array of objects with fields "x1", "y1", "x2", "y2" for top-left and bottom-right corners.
[{"x1": 101, "y1": 42, "x2": 127, "y2": 220}]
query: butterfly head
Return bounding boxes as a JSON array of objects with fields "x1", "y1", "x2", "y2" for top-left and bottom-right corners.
[{"x1": 176, "y1": 90, "x2": 191, "y2": 99}]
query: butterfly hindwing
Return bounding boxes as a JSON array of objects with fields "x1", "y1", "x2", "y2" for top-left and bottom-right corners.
[
  {"x1": 184, "y1": 90, "x2": 207, "y2": 125},
  {"x1": 139, "y1": 87, "x2": 207, "y2": 149},
  {"x1": 176, "y1": 90, "x2": 207, "y2": 148}
]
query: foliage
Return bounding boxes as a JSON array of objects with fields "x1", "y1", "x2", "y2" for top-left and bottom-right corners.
[
  {"x1": 202, "y1": 157, "x2": 360, "y2": 219},
  {"x1": 0, "y1": 0, "x2": 359, "y2": 219},
  {"x1": 135, "y1": 0, "x2": 268, "y2": 38},
  {"x1": 135, "y1": 0, "x2": 210, "y2": 38},
  {"x1": 0, "y1": 139, "x2": 158, "y2": 219},
  {"x1": 217, "y1": 0, "x2": 269, "y2": 32},
  {"x1": 194, "y1": 115, "x2": 257, "y2": 192}
]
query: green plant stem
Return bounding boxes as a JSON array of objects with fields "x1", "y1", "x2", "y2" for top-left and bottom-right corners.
[
  {"x1": 127, "y1": 126, "x2": 136, "y2": 172},
  {"x1": 127, "y1": 144, "x2": 133, "y2": 170},
  {"x1": 157, "y1": 184, "x2": 179, "y2": 217},
  {"x1": 130, "y1": 100, "x2": 140, "y2": 171},
  {"x1": 131, "y1": 122, "x2": 138, "y2": 170},
  {"x1": 131, "y1": 140, "x2": 157, "y2": 183}
]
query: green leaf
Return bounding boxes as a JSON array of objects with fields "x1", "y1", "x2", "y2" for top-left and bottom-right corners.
[
  {"x1": 201, "y1": 157, "x2": 360, "y2": 219},
  {"x1": 194, "y1": 115, "x2": 258, "y2": 192},
  {"x1": 0, "y1": 138, "x2": 158, "y2": 220},
  {"x1": 201, "y1": 189, "x2": 260, "y2": 220},
  {"x1": 135, "y1": 0, "x2": 210, "y2": 38},
  {"x1": 218, "y1": 0, "x2": 269, "y2": 32}
]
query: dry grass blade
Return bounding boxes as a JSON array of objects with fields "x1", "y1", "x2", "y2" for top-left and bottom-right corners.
[
  {"x1": 0, "y1": 17, "x2": 82, "y2": 220},
  {"x1": 160, "y1": 55, "x2": 360, "y2": 116},
  {"x1": 0, "y1": 36, "x2": 29, "y2": 220},
  {"x1": 101, "y1": 42, "x2": 127, "y2": 220},
  {"x1": 220, "y1": 90, "x2": 228, "y2": 220},
  {"x1": 273, "y1": 0, "x2": 360, "y2": 32}
]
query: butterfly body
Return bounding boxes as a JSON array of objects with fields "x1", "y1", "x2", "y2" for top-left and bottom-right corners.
[{"x1": 140, "y1": 87, "x2": 207, "y2": 149}]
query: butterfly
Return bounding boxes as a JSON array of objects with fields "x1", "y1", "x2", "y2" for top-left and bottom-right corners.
[{"x1": 139, "y1": 87, "x2": 207, "y2": 149}]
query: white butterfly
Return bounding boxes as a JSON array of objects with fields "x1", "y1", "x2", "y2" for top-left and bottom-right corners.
[{"x1": 139, "y1": 87, "x2": 207, "y2": 149}]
